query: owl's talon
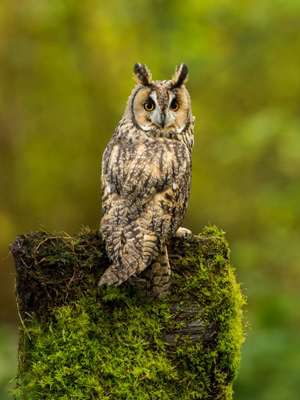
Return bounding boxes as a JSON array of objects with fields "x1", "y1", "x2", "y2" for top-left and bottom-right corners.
[{"x1": 174, "y1": 227, "x2": 192, "y2": 237}]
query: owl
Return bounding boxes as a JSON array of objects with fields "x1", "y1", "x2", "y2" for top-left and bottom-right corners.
[{"x1": 99, "y1": 63, "x2": 195, "y2": 300}]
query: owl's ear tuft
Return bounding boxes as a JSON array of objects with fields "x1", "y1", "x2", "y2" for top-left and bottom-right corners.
[
  {"x1": 133, "y1": 63, "x2": 152, "y2": 85},
  {"x1": 172, "y1": 63, "x2": 189, "y2": 87}
]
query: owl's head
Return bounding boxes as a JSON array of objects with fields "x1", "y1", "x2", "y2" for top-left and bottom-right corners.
[{"x1": 126, "y1": 63, "x2": 193, "y2": 136}]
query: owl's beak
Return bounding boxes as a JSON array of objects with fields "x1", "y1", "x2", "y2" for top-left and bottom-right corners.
[{"x1": 152, "y1": 111, "x2": 166, "y2": 128}]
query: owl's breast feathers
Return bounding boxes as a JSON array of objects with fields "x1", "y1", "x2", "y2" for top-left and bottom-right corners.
[{"x1": 101, "y1": 126, "x2": 192, "y2": 230}]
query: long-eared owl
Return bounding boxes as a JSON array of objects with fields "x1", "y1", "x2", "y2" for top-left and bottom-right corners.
[{"x1": 99, "y1": 63, "x2": 195, "y2": 300}]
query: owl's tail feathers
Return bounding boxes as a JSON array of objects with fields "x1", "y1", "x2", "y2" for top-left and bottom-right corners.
[
  {"x1": 99, "y1": 231, "x2": 161, "y2": 288},
  {"x1": 99, "y1": 247, "x2": 171, "y2": 301},
  {"x1": 98, "y1": 265, "x2": 122, "y2": 287},
  {"x1": 98, "y1": 243, "x2": 145, "y2": 286},
  {"x1": 98, "y1": 250, "x2": 147, "y2": 287}
]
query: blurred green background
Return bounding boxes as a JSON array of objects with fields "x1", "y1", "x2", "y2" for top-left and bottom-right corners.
[{"x1": 1, "y1": 0, "x2": 300, "y2": 398}]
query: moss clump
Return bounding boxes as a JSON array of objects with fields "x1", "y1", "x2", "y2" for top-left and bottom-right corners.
[{"x1": 11, "y1": 225, "x2": 245, "y2": 400}]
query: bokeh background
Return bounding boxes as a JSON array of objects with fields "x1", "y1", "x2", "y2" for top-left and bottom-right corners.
[{"x1": 1, "y1": 0, "x2": 300, "y2": 398}]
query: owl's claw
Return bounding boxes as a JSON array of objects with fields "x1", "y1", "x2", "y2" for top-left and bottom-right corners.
[{"x1": 174, "y1": 227, "x2": 192, "y2": 238}]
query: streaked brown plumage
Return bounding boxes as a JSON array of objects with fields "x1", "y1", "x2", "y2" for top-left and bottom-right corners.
[{"x1": 99, "y1": 63, "x2": 195, "y2": 300}]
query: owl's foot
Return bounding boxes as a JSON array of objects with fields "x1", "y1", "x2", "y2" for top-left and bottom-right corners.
[
  {"x1": 98, "y1": 266, "x2": 121, "y2": 287},
  {"x1": 174, "y1": 227, "x2": 192, "y2": 237}
]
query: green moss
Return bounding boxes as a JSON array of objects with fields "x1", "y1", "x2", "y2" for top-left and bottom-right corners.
[{"x1": 12, "y1": 226, "x2": 245, "y2": 400}]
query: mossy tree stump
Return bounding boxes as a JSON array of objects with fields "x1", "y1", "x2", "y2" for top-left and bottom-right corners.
[{"x1": 11, "y1": 225, "x2": 245, "y2": 400}]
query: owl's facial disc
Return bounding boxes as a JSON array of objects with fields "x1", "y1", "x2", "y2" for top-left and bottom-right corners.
[{"x1": 132, "y1": 85, "x2": 190, "y2": 134}]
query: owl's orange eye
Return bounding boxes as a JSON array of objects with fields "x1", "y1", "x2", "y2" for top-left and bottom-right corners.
[
  {"x1": 144, "y1": 101, "x2": 155, "y2": 111},
  {"x1": 170, "y1": 99, "x2": 179, "y2": 111}
]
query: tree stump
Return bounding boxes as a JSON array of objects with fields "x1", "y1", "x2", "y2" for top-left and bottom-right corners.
[{"x1": 10, "y1": 225, "x2": 245, "y2": 400}]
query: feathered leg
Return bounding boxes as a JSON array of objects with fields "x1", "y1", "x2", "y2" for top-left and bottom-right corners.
[{"x1": 129, "y1": 245, "x2": 171, "y2": 300}]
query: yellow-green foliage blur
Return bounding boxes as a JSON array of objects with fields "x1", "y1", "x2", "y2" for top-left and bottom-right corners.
[{"x1": 1, "y1": 1, "x2": 300, "y2": 399}]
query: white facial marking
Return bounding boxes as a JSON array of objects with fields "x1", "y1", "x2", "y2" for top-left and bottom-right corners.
[
  {"x1": 165, "y1": 108, "x2": 175, "y2": 127},
  {"x1": 149, "y1": 91, "x2": 157, "y2": 103},
  {"x1": 168, "y1": 92, "x2": 176, "y2": 104}
]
